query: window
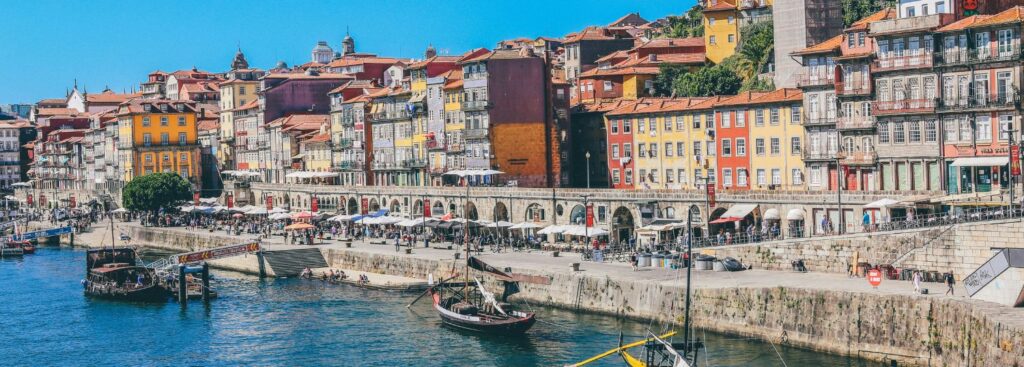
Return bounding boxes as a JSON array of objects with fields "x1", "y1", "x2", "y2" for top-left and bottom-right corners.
[
  {"x1": 178, "y1": 116, "x2": 186, "y2": 126},
  {"x1": 944, "y1": 117, "x2": 958, "y2": 142},
  {"x1": 639, "y1": 169, "x2": 646, "y2": 182},
  {"x1": 736, "y1": 110, "x2": 745, "y2": 127},
  {"x1": 976, "y1": 115, "x2": 992, "y2": 141},
  {"x1": 707, "y1": 139, "x2": 716, "y2": 156},
  {"x1": 770, "y1": 138, "x2": 780, "y2": 155},
  {"x1": 638, "y1": 118, "x2": 646, "y2": 133},
  {"x1": 610, "y1": 119, "x2": 619, "y2": 134},
  {"x1": 678, "y1": 169, "x2": 687, "y2": 186},
  {"x1": 677, "y1": 142, "x2": 685, "y2": 157},
  {"x1": 737, "y1": 168, "x2": 747, "y2": 187},
  {"x1": 675, "y1": 115, "x2": 685, "y2": 130},
  {"x1": 650, "y1": 169, "x2": 658, "y2": 183},
  {"x1": 665, "y1": 143, "x2": 673, "y2": 157},
  {"x1": 728, "y1": 16, "x2": 734, "y2": 24},
  {"x1": 858, "y1": 32, "x2": 865, "y2": 47},
  {"x1": 792, "y1": 169, "x2": 803, "y2": 185},
  {"x1": 722, "y1": 111, "x2": 731, "y2": 128},
  {"x1": 142, "y1": 117, "x2": 150, "y2": 127},
  {"x1": 998, "y1": 29, "x2": 1014, "y2": 56},
  {"x1": 728, "y1": 34, "x2": 735, "y2": 43},
  {"x1": 925, "y1": 120, "x2": 937, "y2": 142},
  {"x1": 959, "y1": 117, "x2": 972, "y2": 142},
  {"x1": 771, "y1": 169, "x2": 781, "y2": 186},
  {"x1": 160, "y1": 133, "x2": 169, "y2": 145},
  {"x1": 723, "y1": 168, "x2": 733, "y2": 187},
  {"x1": 755, "y1": 138, "x2": 765, "y2": 156},
  {"x1": 666, "y1": 169, "x2": 674, "y2": 183},
  {"x1": 791, "y1": 137, "x2": 801, "y2": 154},
  {"x1": 755, "y1": 110, "x2": 764, "y2": 126},
  {"x1": 908, "y1": 121, "x2": 921, "y2": 142},
  {"x1": 649, "y1": 117, "x2": 656, "y2": 134},
  {"x1": 893, "y1": 122, "x2": 905, "y2": 143},
  {"x1": 143, "y1": 133, "x2": 152, "y2": 146},
  {"x1": 611, "y1": 145, "x2": 619, "y2": 159},
  {"x1": 160, "y1": 116, "x2": 168, "y2": 126},
  {"x1": 721, "y1": 139, "x2": 732, "y2": 156},
  {"x1": 623, "y1": 119, "x2": 632, "y2": 133},
  {"x1": 649, "y1": 143, "x2": 658, "y2": 158},
  {"x1": 692, "y1": 114, "x2": 701, "y2": 129},
  {"x1": 603, "y1": 81, "x2": 613, "y2": 92},
  {"x1": 624, "y1": 169, "x2": 632, "y2": 184},
  {"x1": 665, "y1": 116, "x2": 673, "y2": 131},
  {"x1": 623, "y1": 143, "x2": 632, "y2": 157},
  {"x1": 770, "y1": 107, "x2": 780, "y2": 125},
  {"x1": 756, "y1": 169, "x2": 766, "y2": 186},
  {"x1": 709, "y1": 35, "x2": 716, "y2": 45},
  {"x1": 791, "y1": 106, "x2": 801, "y2": 124},
  {"x1": 693, "y1": 141, "x2": 702, "y2": 157},
  {"x1": 612, "y1": 169, "x2": 620, "y2": 184},
  {"x1": 694, "y1": 169, "x2": 703, "y2": 186},
  {"x1": 936, "y1": 1, "x2": 946, "y2": 13},
  {"x1": 736, "y1": 138, "x2": 746, "y2": 156},
  {"x1": 178, "y1": 132, "x2": 187, "y2": 145}
]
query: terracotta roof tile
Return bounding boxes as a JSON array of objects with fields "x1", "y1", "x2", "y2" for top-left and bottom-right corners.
[
  {"x1": 36, "y1": 108, "x2": 80, "y2": 116},
  {"x1": 848, "y1": 8, "x2": 896, "y2": 31},
  {"x1": 793, "y1": 35, "x2": 844, "y2": 56},
  {"x1": 86, "y1": 90, "x2": 139, "y2": 104},
  {"x1": 970, "y1": 6, "x2": 1024, "y2": 29},
  {"x1": 704, "y1": 0, "x2": 736, "y2": 12},
  {"x1": 936, "y1": 15, "x2": 991, "y2": 32}
]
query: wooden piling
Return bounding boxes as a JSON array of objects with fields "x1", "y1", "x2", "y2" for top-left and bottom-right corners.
[
  {"x1": 201, "y1": 263, "x2": 210, "y2": 302},
  {"x1": 177, "y1": 265, "x2": 187, "y2": 306}
]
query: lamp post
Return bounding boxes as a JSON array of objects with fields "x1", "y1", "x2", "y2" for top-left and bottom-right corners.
[
  {"x1": 580, "y1": 193, "x2": 592, "y2": 257},
  {"x1": 585, "y1": 151, "x2": 591, "y2": 189},
  {"x1": 1005, "y1": 124, "x2": 1018, "y2": 216}
]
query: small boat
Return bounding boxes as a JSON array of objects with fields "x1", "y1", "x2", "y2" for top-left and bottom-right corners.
[
  {"x1": 166, "y1": 276, "x2": 218, "y2": 300},
  {"x1": 83, "y1": 248, "x2": 167, "y2": 302},
  {"x1": 7, "y1": 240, "x2": 34, "y2": 254},
  {"x1": 424, "y1": 257, "x2": 536, "y2": 334},
  {"x1": 0, "y1": 241, "x2": 23, "y2": 257}
]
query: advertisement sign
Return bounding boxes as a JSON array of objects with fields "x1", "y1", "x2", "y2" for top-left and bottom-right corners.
[
  {"x1": 177, "y1": 242, "x2": 260, "y2": 264},
  {"x1": 707, "y1": 185, "x2": 716, "y2": 209},
  {"x1": 39, "y1": 195, "x2": 47, "y2": 208},
  {"x1": 361, "y1": 198, "x2": 369, "y2": 215},
  {"x1": 585, "y1": 204, "x2": 594, "y2": 228},
  {"x1": 1013, "y1": 145, "x2": 1021, "y2": 176},
  {"x1": 867, "y1": 268, "x2": 883, "y2": 288},
  {"x1": 423, "y1": 200, "x2": 431, "y2": 217},
  {"x1": 69, "y1": 195, "x2": 76, "y2": 208},
  {"x1": 26, "y1": 194, "x2": 33, "y2": 206},
  {"x1": 226, "y1": 195, "x2": 234, "y2": 209},
  {"x1": 266, "y1": 196, "x2": 274, "y2": 210}
]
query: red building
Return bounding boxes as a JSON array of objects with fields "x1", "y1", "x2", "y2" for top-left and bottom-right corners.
[
  {"x1": 714, "y1": 92, "x2": 765, "y2": 191},
  {"x1": 604, "y1": 101, "x2": 647, "y2": 189}
]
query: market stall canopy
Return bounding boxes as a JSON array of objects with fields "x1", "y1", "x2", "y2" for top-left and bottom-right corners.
[
  {"x1": 179, "y1": 205, "x2": 195, "y2": 212},
  {"x1": 245, "y1": 208, "x2": 269, "y2": 215},
  {"x1": 639, "y1": 219, "x2": 687, "y2": 231},
  {"x1": 292, "y1": 211, "x2": 315, "y2": 220},
  {"x1": 397, "y1": 218, "x2": 438, "y2": 227},
  {"x1": 950, "y1": 157, "x2": 1009, "y2": 167},
  {"x1": 10, "y1": 182, "x2": 30, "y2": 187},
  {"x1": 443, "y1": 169, "x2": 505, "y2": 177},
  {"x1": 328, "y1": 214, "x2": 360, "y2": 222},
  {"x1": 285, "y1": 171, "x2": 339, "y2": 179},
  {"x1": 269, "y1": 213, "x2": 292, "y2": 220},
  {"x1": 763, "y1": 209, "x2": 781, "y2": 220},
  {"x1": 484, "y1": 221, "x2": 513, "y2": 228},
  {"x1": 510, "y1": 222, "x2": 543, "y2": 230},
  {"x1": 864, "y1": 198, "x2": 900, "y2": 209},
  {"x1": 284, "y1": 223, "x2": 314, "y2": 231},
  {"x1": 537, "y1": 225, "x2": 566, "y2": 235},
  {"x1": 710, "y1": 204, "x2": 758, "y2": 223},
  {"x1": 562, "y1": 225, "x2": 609, "y2": 237},
  {"x1": 786, "y1": 209, "x2": 805, "y2": 221}
]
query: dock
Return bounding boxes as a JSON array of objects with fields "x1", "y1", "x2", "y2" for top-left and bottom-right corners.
[{"x1": 309, "y1": 268, "x2": 430, "y2": 292}]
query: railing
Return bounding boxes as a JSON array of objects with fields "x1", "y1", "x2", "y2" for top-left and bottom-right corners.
[
  {"x1": 447, "y1": 143, "x2": 465, "y2": 153},
  {"x1": 836, "y1": 80, "x2": 871, "y2": 96},
  {"x1": 838, "y1": 150, "x2": 877, "y2": 165},
  {"x1": 336, "y1": 161, "x2": 362, "y2": 170},
  {"x1": 795, "y1": 71, "x2": 835, "y2": 88},
  {"x1": 402, "y1": 159, "x2": 427, "y2": 169},
  {"x1": 803, "y1": 115, "x2": 837, "y2": 126},
  {"x1": 871, "y1": 99, "x2": 935, "y2": 116},
  {"x1": 872, "y1": 53, "x2": 933, "y2": 72},
  {"x1": 368, "y1": 111, "x2": 411, "y2": 122},
  {"x1": 802, "y1": 150, "x2": 837, "y2": 161},
  {"x1": 937, "y1": 92, "x2": 1019, "y2": 111},
  {"x1": 426, "y1": 140, "x2": 444, "y2": 150},
  {"x1": 465, "y1": 129, "x2": 489, "y2": 140},
  {"x1": 336, "y1": 138, "x2": 353, "y2": 149},
  {"x1": 941, "y1": 46, "x2": 1024, "y2": 66},
  {"x1": 371, "y1": 161, "x2": 403, "y2": 170},
  {"x1": 463, "y1": 100, "x2": 492, "y2": 111},
  {"x1": 837, "y1": 115, "x2": 874, "y2": 130}
]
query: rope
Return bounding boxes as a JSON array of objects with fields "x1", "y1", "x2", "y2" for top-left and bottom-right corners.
[{"x1": 766, "y1": 336, "x2": 789, "y2": 367}]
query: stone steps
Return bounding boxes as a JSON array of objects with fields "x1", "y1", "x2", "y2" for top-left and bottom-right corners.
[{"x1": 262, "y1": 248, "x2": 328, "y2": 277}]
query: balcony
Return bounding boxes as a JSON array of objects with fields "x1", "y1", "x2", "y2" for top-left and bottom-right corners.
[
  {"x1": 869, "y1": 13, "x2": 954, "y2": 37},
  {"x1": 368, "y1": 111, "x2": 411, "y2": 122},
  {"x1": 402, "y1": 159, "x2": 427, "y2": 169},
  {"x1": 335, "y1": 138, "x2": 354, "y2": 149},
  {"x1": 371, "y1": 161, "x2": 404, "y2": 170},
  {"x1": 871, "y1": 99, "x2": 935, "y2": 116},
  {"x1": 429, "y1": 166, "x2": 448, "y2": 175},
  {"x1": 465, "y1": 129, "x2": 489, "y2": 140},
  {"x1": 336, "y1": 161, "x2": 362, "y2": 171},
  {"x1": 937, "y1": 92, "x2": 1020, "y2": 112},
  {"x1": 795, "y1": 70, "x2": 835, "y2": 88},
  {"x1": 426, "y1": 139, "x2": 445, "y2": 151},
  {"x1": 837, "y1": 115, "x2": 875, "y2": 130},
  {"x1": 447, "y1": 143, "x2": 465, "y2": 153},
  {"x1": 802, "y1": 150, "x2": 837, "y2": 162},
  {"x1": 803, "y1": 115, "x2": 837, "y2": 126},
  {"x1": 462, "y1": 100, "x2": 492, "y2": 112},
  {"x1": 838, "y1": 151, "x2": 877, "y2": 166},
  {"x1": 872, "y1": 53, "x2": 933, "y2": 73},
  {"x1": 836, "y1": 80, "x2": 871, "y2": 96},
  {"x1": 937, "y1": 47, "x2": 1023, "y2": 67}
]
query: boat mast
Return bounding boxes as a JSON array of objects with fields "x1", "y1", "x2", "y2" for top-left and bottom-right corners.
[
  {"x1": 109, "y1": 205, "x2": 115, "y2": 251},
  {"x1": 684, "y1": 207, "x2": 695, "y2": 365},
  {"x1": 463, "y1": 175, "x2": 470, "y2": 301}
]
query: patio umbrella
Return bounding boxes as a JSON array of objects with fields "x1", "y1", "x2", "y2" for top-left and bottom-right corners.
[
  {"x1": 110, "y1": 208, "x2": 128, "y2": 213},
  {"x1": 284, "y1": 223, "x2": 315, "y2": 231},
  {"x1": 292, "y1": 211, "x2": 315, "y2": 220},
  {"x1": 537, "y1": 225, "x2": 565, "y2": 235},
  {"x1": 510, "y1": 222, "x2": 542, "y2": 230},
  {"x1": 231, "y1": 213, "x2": 244, "y2": 218},
  {"x1": 269, "y1": 208, "x2": 289, "y2": 214},
  {"x1": 246, "y1": 208, "x2": 269, "y2": 215},
  {"x1": 179, "y1": 205, "x2": 195, "y2": 213},
  {"x1": 269, "y1": 213, "x2": 292, "y2": 220}
]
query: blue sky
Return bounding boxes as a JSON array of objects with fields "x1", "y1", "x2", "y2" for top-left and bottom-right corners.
[{"x1": 0, "y1": 0, "x2": 694, "y2": 104}]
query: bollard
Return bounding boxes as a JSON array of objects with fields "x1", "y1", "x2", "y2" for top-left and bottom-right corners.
[
  {"x1": 256, "y1": 250, "x2": 267, "y2": 279},
  {"x1": 201, "y1": 263, "x2": 210, "y2": 303},
  {"x1": 69, "y1": 232, "x2": 75, "y2": 247},
  {"x1": 177, "y1": 264, "x2": 187, "y2": 306}
]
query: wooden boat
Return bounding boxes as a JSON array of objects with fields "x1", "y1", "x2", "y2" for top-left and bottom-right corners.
[
  {"x1": 83, "y1": 248, "x2": 167, "y2": 302},
  {"x1": 0, "y1": 241, "x2": 23, "y2": 257},
  {"x1": 7, "y1": 240, "x2": 33, "y2": 254},
  {"x1": 425, "y1": 257, "x2": 536, "y2": 334}
]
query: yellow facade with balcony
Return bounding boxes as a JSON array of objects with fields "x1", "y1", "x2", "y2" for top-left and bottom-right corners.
[{"x1": 117, "y1": 101, "x2": 200, "y2": 185}]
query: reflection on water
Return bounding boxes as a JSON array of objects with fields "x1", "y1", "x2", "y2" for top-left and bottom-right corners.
[{"x1": 0, "y1": 248, "x2": 863, "y2": 366}]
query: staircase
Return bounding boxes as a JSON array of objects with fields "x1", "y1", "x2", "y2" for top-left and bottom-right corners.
[
  {"x1": 262, "y1": 248, "x2": 329, "y2": 277},
  {"x1": 878, "y1": 223, "x2": 958, "y2": 267}
]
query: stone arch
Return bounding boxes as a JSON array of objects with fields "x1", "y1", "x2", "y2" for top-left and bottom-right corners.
[
  {"x1": 413, "y1": 199, "x2": 424, "y2": 216},
  {"x1": 662, "y1": 206, "x2": 676, "y2": 219},
  {"x1": 525, "y1": 203, "x2": 545, "y2": 222},
  {"x1": 347, "y1": 197, "x2": 358, "y2": 214},
  {"x1": 432, "y1": 201, "x2": 445, "y2": 217},
  {"x1": 448, "y1": 201, "x2": 458, "y2": 215},
  {"x1": 708, "y1": 207, "x2": 729, "y2": 235},
  {"x1": 611, "y1": 206, "x2": 635, "y2": 243},
  {"x1": 569, "y1": 204, "x2": 586, "y2": 225},
  {"x1": 389, "y1": 199, "x2": 401, "y2": 214},
  {"x1": 464, "y1": 201, "x2": 479, "y2": 220},
  {"x1": 493, "y1": 202, "x2": 509, "y2": 222},
  {"x1": 369, "y1": 198, "x2": 380, "y2": 212}
]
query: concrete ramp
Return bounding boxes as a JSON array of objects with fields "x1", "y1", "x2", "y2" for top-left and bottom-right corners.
[
  {"x1": 262, "y1": 248, "x2": 328, "y2": 277},
  {"x1": 965, "y1": 248, "x2": 1024, "y2": 307}
]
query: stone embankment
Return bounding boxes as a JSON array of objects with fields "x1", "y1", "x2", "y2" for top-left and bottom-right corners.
[{"x1": 67, "y1": 222, "x2": 1024, "y2": 366}]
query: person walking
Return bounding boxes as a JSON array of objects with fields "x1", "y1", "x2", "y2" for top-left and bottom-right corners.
[
  {"x1": 630, "y1": 252, "x2": 638, "y2": 271},
  {"x1": 944, "y1": 271, "x2": 956, "y2": 295},
  {"x1": 913, "y1": 271, "x2": 922, "y2": 294}
]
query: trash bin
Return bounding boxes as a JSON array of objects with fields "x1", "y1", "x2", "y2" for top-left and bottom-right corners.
[
  {"x1": 653, "y1": 254, "x2": 664, "y2": 268},
  {"x1": 712, "y1": 260, "x2": 726, "y2": 272},
  {"x1": 571, "y1": 263, "x2": 580, "y2": 272},
  {"x1": 639, "y1": 253, "x2": 652, "y2": 267}
]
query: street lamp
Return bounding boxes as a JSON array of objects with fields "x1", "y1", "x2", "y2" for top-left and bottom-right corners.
[
  {"x1": 585, "y1": 151, "x2": 591, "y2": 189},
  {"x1": 580, "y1": 193, "x2": 592, "y2": 257}
]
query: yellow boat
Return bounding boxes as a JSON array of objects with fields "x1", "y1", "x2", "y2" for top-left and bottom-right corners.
[{"x1": 567, "y1": 331, "x2": 692, "y2": 367}]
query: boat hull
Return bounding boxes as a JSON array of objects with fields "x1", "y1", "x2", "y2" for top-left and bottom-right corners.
[
  {"x1": 433, "y1": 303, "x2": 536, "y2": 334},
  {"x1": 84, "y1": 284, "x2": 168, "y2": 303}
]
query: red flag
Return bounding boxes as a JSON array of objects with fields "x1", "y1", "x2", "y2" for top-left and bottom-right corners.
[
  {"x1": 266, "y1": 195, "x2": 274, "y2": 210},
  {"x1": 311, "y1": 196, "x2": 319, "y2": 212},
  {"x1": 226, "y1": 195, "x2": 234, "y2": 208},
  {"x1": 193, "y1": 192, "x2": 200, "y2": 206},
  {"x1": 585, "y1": 204, "x2": 594, "y2": 228},
  {"x1": 70, "y1": 196, "x2": 76, "y2": 208},
  {"x1": 26, "y1": 194, "x2": 33, "y2": 206},
  {"x1": 423, "y1": 199, "x2": 431, "y2": 217}
]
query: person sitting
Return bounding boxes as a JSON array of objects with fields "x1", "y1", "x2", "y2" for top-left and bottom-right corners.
[
  {"x1": 300, "y1": 267, "x2": 312, "y2": 279},
  {"x1": 338, "y1": 270, "x2": 348, "y2": 280}
]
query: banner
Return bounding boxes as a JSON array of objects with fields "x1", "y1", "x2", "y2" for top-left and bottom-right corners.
[
  {"x1": 423, "y1": 199, "x2": 431, "y2": 217},
  {"x1": 311, "y1": 196, "x2": 319, "y2": 212},
  {"x1": 177, "y1": 242, "x2": 260, "y2": 264},
  {"x1": 69, "y1": 196, "x2": 76, "y2": 208},
  {"x1": 39, "y1": 195, "x2": 47, "y2": 208},
  {"x1": 585, "y1": 204, "x2": 594, "y2": 228},
  {"x1": 266, "y1": 195, "x2": 273, "y2": 210},
  {"x1": 1013, "y1": 145, "x2": 1021, "y2": 176},
  {"x1": 707, "y1": 185, "x2": 716, "y2": 209},
  {"x1": 193, "y1": 192, "x2": 200, "y2": 206},
  {"x1": 361, "y1": 198, "x2": 369, "y2": 214},
  {"x1": 226, "y1": 195, "x2": 234, "y2": 209},
  {"x1": 26, "y1": 194, "x2": 32, "y2": 206}
]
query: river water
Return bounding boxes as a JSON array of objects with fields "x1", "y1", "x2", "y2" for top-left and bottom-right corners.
[{"x1": 1, "y1": 247, "x2": 865, "y2": 366}]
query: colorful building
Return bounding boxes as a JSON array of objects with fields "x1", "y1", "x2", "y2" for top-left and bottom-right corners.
[
  {"x1": 703, "y1": 0, "x2": 740, "y2": 64},
  {"x1": 115, "y1": 100, "x2": 202, "y2": 188}
]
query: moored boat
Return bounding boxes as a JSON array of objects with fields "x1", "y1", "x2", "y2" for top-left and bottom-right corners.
[
  {"x1": 0, "y1": 241, "x2": 24, "y2": 257},
  {"x1": 83, "y1": 248, "x2": 167, "y2": 302},
  {"x1": 8, "y1": 240, "x2": 33, "y2": 254},
  {"x1": 430, "y1": 286, "x2": 536, "y2": 334}
]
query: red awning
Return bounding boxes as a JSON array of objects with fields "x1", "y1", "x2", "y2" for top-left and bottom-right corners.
[{"x1": 709, "y1": 217, "x2": 742, "y2": 224}]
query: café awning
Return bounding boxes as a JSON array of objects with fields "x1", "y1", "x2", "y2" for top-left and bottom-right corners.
[
  {"x1": 951, "y1": 157, "x2": 1009, "y2": 167},
  {"x1": 787, "y1": 209, "x2": 805, "y2": 221},
  {"x1": 720, "y1": 204, "x2": 757, "y2": 219}
]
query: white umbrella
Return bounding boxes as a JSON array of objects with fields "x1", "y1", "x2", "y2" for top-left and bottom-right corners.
[
  {"x1": 110, "y1": 208, "x2": 128, "y2": 213},
  {"x1": 269, "y1": 213, "x2": 291, "y2": 220},
  {"x1": 486, "y1": 221, "x2": 513, "y2": 228},
  {"x1": 269, "y1": 207, "x2": 289, "y2": 214},
  {"x1": 510, "y1": 222, "x2": 542, "y2": 230},
  {"x1": 246, "y1": 208, "x2": 269, "y2": 215},
  {"x1": 537, "y1": 225, "x2": 565, "y2": 235},
  {"x1": 179, "y1": 205, "x2": 195, "y2": 212}
]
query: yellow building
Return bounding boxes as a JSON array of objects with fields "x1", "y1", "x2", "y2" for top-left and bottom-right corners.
[
  {"x1": 218, "y1": 52, "x2": 262, "y2": 170},
  {"x1": 116, "y1": 100, "x2": 201, "y2": 187},
  {"x1": 703, "y1": 0, "x2": 740, "y2": 64},
  {"x1": 607, "y1": 98, "x2": 709, "y2": 190},
  {"x1": 679, "y1": 96, "x2": 727, "y2": 189},
  {"x1": 441, "y1": 72, "x2": 466, "y2": 183},
  {"x1": 739, "y1": 88, "x2": 805, "y2": 190},
  {"x1": 301, "y1": 132, "x2": 333, "y2": 172}
]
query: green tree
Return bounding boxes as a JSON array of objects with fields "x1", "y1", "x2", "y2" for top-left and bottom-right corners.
[
  {"x1": 674, "y1": 64, "x2": 743, "y2": 97},
  {"x1": 733, "y1": 22, "x2": 774, "y2": 81},
  {"x1": 122, "y1": 172, "x2": 192, "y2": 214},
  {"x1": 841, "y1": 0, "x2": 897, "y2": 27},
  {"x1": 653, "y1": 64, "x2": 690, "y2": 97},
  {"x1": 660, "y1": 5, "x2": 705, "y2": 38}
]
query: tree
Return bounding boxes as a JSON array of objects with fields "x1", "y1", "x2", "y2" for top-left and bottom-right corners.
[
  {"x1": 673, "y1": 64, "x2": 743, "y2": 97},
  {"x1": 733, "y1": 22, "x2": 774, "y2": 81},
  {"x1": 841, "y1": 0, "x2": 897, "y2": 27},
  {"x1": 660, "y1": 5, "x2": 705, "y2": 38},
  {"x1": 122, "y1": 172, "x2": 192, "y2": 214},
  {"x1": 653, "y1": 64, "x2": 690, "y2": 97}
]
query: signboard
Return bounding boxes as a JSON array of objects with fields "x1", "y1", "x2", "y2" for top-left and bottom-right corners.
[
  {"x1": 266, "y1": 195, "x2": 274, "y2": 210},
  {"x1": 964, "y1": 0, "x2": 979, "y2": 16},
  {"x1": 965, "y1": 250, "x2": 1010, "y2": 296},
  {"x1": 1013, "y1": 146, "x2": 1021, "y2": 176},
  {"x1": 14, "y1": 226, "x2": 73, "y2": 241},
  {"x1": 361, "y1": 198, "x2": 369, "y2": 215},
  {"x1": 423, "y1": 199, "x2": 431, "y2": 217},
  {"x1": 26, "y1": 194, "x2": 32, "y2": 206},
  {"x1": 586, "y1": 204, "x2": 594, "y2": 228},
  {"x1": 311, "y1": 196, "x2": 319, "y2": 212},
  {"x1": 867, "y1": 268, "x2": 883, "y2": 288},
  {"x1": 193, "y1": 192, "x2": 200, "y2": 206},
  {"x1": 707, "y1": 185, "x2": 716, "y2": 209},
  {"x1": 39, "y1": 195, "x2": 47, "y2": 208},
  {"x1": 176, "y1": 242, "x2": 261, "y2": 264}
]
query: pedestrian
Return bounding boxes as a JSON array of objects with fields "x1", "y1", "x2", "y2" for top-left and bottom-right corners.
[
  {"x1": 862, "y1": 212, "x2": 871, "y2": 233},
  {"x1": 944, "y1": 271, "x2": 955, "y2": 295},
  {"x1": 630, "y1": 252, "x2": 638, "y2": 271},
  {"x1": 912, "y1": 271, "x2": 922, "y2": 293}
]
